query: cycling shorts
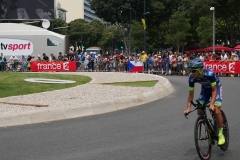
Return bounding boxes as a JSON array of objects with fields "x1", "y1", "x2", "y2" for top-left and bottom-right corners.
[{"x1": 198, "y1": 86, "x2": 222, "y2": 106}]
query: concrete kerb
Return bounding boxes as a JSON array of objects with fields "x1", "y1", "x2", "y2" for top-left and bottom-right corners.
[{"x1": 0, "y1": 75, "x2": 174, "y2": 127}]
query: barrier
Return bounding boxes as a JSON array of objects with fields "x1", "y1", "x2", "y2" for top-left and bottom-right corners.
[
  {"x1": 31, "y1": 61, "x2": 76, "y2": 72},
  {"x1": 204, "y1": 61, "x2": 240, "y2": 73},
  {"x1": 0, "y1": 61, "x2": 240, "y2": 77}
]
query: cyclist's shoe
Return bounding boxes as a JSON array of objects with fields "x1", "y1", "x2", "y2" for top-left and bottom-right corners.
[{"x1": 218, "y1": 135, "x2": 225, "y2": 145}]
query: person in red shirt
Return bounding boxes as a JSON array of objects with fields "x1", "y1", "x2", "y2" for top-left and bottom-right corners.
[{"x1": 207, "y1": 52, "x2": 212, "y2": 61}]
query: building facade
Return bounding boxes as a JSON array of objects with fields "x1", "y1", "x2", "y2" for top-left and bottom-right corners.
[
  {"x1": 56, "y1": 0, "x2": 101, "y2": 23},
  {"x1": 56, "y1": 2, "x2": 67, "y2": 21}
]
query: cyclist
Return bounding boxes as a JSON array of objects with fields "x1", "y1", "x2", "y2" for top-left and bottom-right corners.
[{"x1": 183, "y1": 58, "x2": 225, "y2": 145}]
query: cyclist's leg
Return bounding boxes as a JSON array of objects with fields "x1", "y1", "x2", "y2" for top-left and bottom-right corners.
[
  {"x1": 197, "y1": 89, "x2": 211, "y2": 115},
  {"x1": 212, "y1": 85, "x2": 225, "y2": 145},
  {"x1": 213, "y1": 85, "x2": 223, "y2": 128}
]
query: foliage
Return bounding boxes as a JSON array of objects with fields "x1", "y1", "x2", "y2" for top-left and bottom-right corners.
[
  {"x1": 131, "y1": 20, "x2": 144, "y2": 52},
  {"x1": 165, "y1": 11, "x2": 191, "y2": 52},
  {"x1": 99, "y1": 26, "x2": 123, "y2": 51},
  {"x1": 3, "y1": 0, "x2": 240, "y2": 52},
  {"x1": 196, "y1": 16, "x2": 212, "y2": 47},
  {"x1": 50, "y1": 19, "x2": 68, "y2": 35}
]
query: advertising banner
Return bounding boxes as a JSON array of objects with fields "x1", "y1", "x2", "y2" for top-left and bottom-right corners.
[
  {"x1": 0, "y1": 38, "x2": 33, "y2": 56},
  {"x1": 31, "y1": 62, "x2": 76, "y2": 72},
  {"x1": 1, "y1": 0, "x2": 55, "y2": 20},
  {"x1": 204, "y1": 61, "x2": 240, "y2": 73}
]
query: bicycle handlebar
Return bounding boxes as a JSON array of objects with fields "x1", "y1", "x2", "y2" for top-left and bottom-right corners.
[{"x1": 185, "y1": 100, "x2": 211, "y2": 119}]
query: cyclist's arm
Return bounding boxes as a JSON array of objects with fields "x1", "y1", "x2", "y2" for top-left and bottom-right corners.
[
  {"x1": 187, "y1": 76, "x2": 195, "y2": 111},
  {"x1": 187, "y1": 89, "x2": 194, "y2": 110}
]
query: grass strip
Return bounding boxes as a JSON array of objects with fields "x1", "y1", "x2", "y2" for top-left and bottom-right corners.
[{"x1": 0, "y1": 72, "x2": 91, "y2": 98}]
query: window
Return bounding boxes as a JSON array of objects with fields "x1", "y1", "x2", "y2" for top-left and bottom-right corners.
[{"x1": 47, "y1": 38, "x2": 60, "y2": 46}]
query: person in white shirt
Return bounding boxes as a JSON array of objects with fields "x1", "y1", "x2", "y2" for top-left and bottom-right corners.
[
  {"x1": 220, "y1": 50, "x2": 227, "y2": 61},
  {"x1": 199, "y1": 53, "x2": 204, "y2": 61},
  {"x1": 10, "y1": 54, "x2": 18, "y2": 61},
  {"x1": 9, "y1": 54, "x2": 18, "y2": 71}
]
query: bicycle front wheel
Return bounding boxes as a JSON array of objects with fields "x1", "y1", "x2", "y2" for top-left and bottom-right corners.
[
  {"x1": 220, "y1": 110, "x2": 229, "y2": 151},
  {"x1": 194, "y1": 116, "x2": 212, "y2": 160}
]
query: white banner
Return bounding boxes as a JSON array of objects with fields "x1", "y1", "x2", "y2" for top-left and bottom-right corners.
[{"x1": 0, "y1": 38, "x2": 34, "y2": 56}]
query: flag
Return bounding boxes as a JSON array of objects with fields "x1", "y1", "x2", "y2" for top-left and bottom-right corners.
[
  {"x1": 128, "y1": 61, "x2": 143, "y2": 72},
  {"x1": 141, "y1": 19, "x2": 146, "y2": 30}
]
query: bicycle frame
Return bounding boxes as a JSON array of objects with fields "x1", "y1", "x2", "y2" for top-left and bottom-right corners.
[{"x1": 186, "y1": 100, "x2": 219, "y2": 144}]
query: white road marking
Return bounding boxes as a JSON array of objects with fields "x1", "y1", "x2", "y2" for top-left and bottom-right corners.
[{"x1": 25, "y1": 78, "x2": 76, "y2": 84}]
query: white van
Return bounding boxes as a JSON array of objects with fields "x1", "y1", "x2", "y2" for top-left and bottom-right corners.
[
  {"x1": 0, "y1": 23, "x2": 68, "y2": 59},
  {"x1": 85, "y1": 47, "x2": 102, "y2": 55}
]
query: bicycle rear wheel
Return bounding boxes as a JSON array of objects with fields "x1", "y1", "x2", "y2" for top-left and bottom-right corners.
[
  {"x1": 220, "y1": 110, "x2": 229, "y2": 151},
  {"x1": 194, "y1": 116, "x2": 212, "y2": 160}
]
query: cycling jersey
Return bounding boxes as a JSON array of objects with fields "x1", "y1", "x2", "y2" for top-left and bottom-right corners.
[{"x1": 189, "y1": 69, "x2": 222, "y2": 106}]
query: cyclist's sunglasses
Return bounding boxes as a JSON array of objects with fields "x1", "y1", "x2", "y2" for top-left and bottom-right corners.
[{"x1": 189, "y1": 68, "x2": 199, "y2": 73}]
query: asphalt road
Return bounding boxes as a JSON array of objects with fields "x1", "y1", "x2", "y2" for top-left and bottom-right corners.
[{"x1": 0, "y1": 76, "x2": 239, "y2": 160}]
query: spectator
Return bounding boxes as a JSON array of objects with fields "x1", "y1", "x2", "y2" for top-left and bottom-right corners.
[
  {"x1": 157, "y1": 55, "x2": 163, "y2": 75},
  {"x1": 147, "y1": 54, "x2": 153, "y2": 73},
  {"x1": 141, "y1": 51, "x2": 148, "y2": 73},
  {"x1": 10, "y1": 54, "x2": 18, "y2": 71},
  {"x1": 0, "y1": 56, "x2": 3, "y2": 71},
  {"x1": 152, "y1": 54, "x2": 158, "y2": 73},
  {"x1": 58, "y1": 52, "x2": 63, "y2": 61},
  {"x1": 30, "y1": 55, "x2": 37, "y2": 62},
  {"x1": 1, "y1": 53, "x2": 6, "y2": 62},
  {"x1": 123, "y1": 56, "x2": 129, "y2": 72},
  {"x1": 231, "y1": 52, "x2": 238, "y2": 62},
  {"x1": 207, "y1": 52, "x2": 212, "y2": 61},
  {"x1": 177, "y1": 53, "x2": 183, "y2": 75},
  {"x1": 37, "y1": 54, "x2": 42, "y2": 62},
  {"x1": 170, "y1": 55, "x2": 177, "y2": 75},
  {"x1": 62, "y1": 54, "x2": 68, "y2": 62},
  {"x1": 220, "y1": 50, "x2": 227, "y2": 61},
  {"x1": 162, "y1": 52, "x2": 170, "y2": 75},
  {"x1": 42, "y1": 53, "x2": 49, "y2": 62},
  {"x1": 49, "y1": 53, "x2": 54, "y2": 62},
  {"x1": 211, "y1": 52, "x2": 217, "y2": 61}
]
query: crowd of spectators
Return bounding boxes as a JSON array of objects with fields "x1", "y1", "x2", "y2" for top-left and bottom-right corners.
[{"x1": 0, "y1": 49, "x2": 239, "y2": 76}]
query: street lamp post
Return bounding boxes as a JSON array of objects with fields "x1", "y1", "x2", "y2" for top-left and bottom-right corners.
[
  {"x1": 143, "y1": 0, "x2": 150, "y2": 51},
  {"x1": 210, "y1": 7, "x2": 215, "y2": 53},
  {"x1": 119, "y1": 6, "x2": 132, "y2": 53},
  {"x1": 144, "y1": 0, "x2": 146, "y2": 51}
]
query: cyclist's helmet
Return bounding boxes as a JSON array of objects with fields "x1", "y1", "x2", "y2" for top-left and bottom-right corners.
[{"x1": 188, "y1": 58, "x2": 203, "y2": 69}]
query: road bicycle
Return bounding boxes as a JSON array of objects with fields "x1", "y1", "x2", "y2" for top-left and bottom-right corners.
[{"x1": 185, "y1": 100, "x2": 229, "y2": 160}]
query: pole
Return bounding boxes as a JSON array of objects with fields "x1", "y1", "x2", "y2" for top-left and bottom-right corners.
[
  {"x1": 213, "y1": 8, "x2": 215, "y2": 53},
  {"x1": 144, "y1": 0, "x2": 146, "y2": 51},
  {"x1": 119, "y1": 6, "x2": 132, "y2": 54},
  {"x1": 129, "y1": 8, "x2": 131, "y2": 54}
]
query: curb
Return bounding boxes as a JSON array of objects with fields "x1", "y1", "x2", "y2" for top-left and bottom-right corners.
[{"x1": 0, "y1": 75, "x2": 174, "y2": 127}]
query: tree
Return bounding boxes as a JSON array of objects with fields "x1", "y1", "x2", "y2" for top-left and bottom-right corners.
[
  {"x1": 196, "y1": 16, "x2": 212, "y2": 47},
  {"x1": 89, "y1": 19, "x2": 105, "y2": 46},
  {"x1": 98, "y1": 26, "x2": 122, "y2": 51},
  {"x1": 165, "y1": 10, "x2": 191, "y2": 52},
  {"x1": 50, "y1": 19, "x2": 68, "y2": 35},
  {"x1": 131, "y1": 20, "x2": 145, "y2": 52},
  {"x1": 69, "y1": 19, "x2": 93, "y2": 50}
]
